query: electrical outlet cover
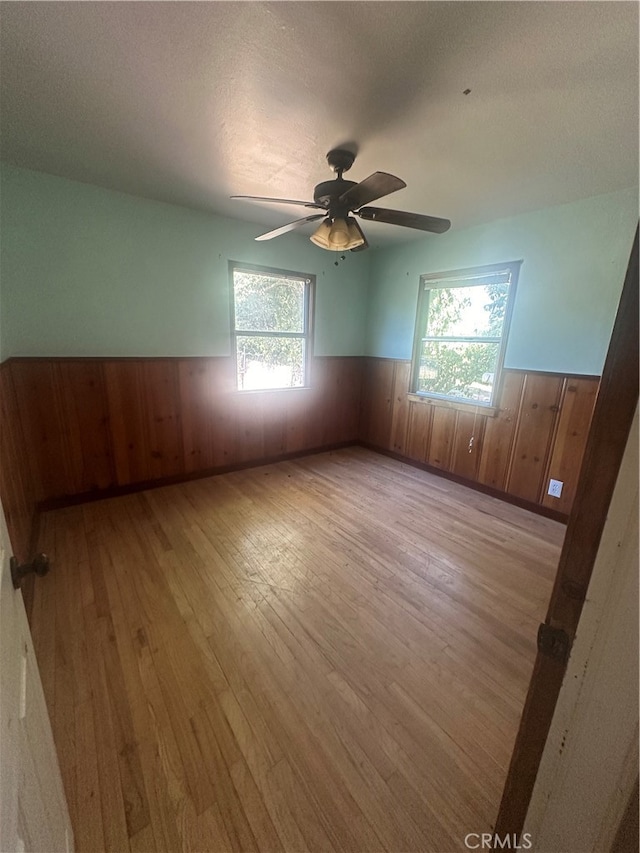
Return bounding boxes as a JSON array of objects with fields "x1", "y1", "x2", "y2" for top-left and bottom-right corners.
[{"x1": 548, "y1": 478, "x2": 563, "y2": 498}]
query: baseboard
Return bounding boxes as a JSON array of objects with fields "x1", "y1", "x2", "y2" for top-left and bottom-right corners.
[
  {"x1": 36, "y1": 437, "x2": 568, "y2": 524},
  {"x1": 37, "y1": 440, "x2": 360, "y2": 512},
  {"x1": 358, "y1": 442, "x2": 569, "y2": 524}
]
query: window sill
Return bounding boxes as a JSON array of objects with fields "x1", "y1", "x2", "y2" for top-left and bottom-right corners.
[
  {"x1": 233, "y1": 385, "x2": 312, "y2": 395},
  {"x1": 407, "y1": 393, "x2": 499, "y2": 418}
]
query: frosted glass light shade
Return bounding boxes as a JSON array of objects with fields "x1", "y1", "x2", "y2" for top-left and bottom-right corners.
[
  {"x1": 310, "y1": 217, "x2": 365, "y2": 251},
  {"x1": 345, "y1": 218, "x2": 365, "y2": 249},
  {"x1": 327, "y1": 218, "x2": 351, "y2": 249},
  {"x1": 309, "y1": 220, "x2": 332, "y2": 249}
]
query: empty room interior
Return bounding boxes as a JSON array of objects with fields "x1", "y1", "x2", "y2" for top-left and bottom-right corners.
[{"x1": 0, "y1": 3, "x2": 638, "y2": 853}]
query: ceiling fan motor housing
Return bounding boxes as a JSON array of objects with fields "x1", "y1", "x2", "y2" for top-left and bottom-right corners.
[{"x1": 313, "y1": 179, "x2": 357, "y2": 210}]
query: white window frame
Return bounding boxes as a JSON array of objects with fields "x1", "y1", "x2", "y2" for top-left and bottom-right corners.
[
  {"x1": 411, "y1": 261, "x2": 521, "y2": 407},
  {"x1": 230, "y1": 262, "x2": 314, "y2": 392}
]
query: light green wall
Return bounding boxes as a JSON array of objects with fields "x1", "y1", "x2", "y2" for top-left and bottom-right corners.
[
  {"x1": 0, "y1": 165, "x2": 370, "y2": 359},
  {"x1": 366, "y1": 188, "x2": 638, "y2": 375},
  {"x1": 1, "y1": 165, "x2": 636, "y2": 374}
]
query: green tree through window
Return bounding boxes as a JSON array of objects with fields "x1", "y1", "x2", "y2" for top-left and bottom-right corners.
[
  {"x1": 412, "y1": 264, "x2": 519, "y2": 405},
  {"x1": 232, "y1": 266, "x2": 313, "y2": 391}
]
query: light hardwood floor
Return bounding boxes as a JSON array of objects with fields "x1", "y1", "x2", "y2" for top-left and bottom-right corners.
[{"x1": 30, "y1": 447, "x2": 564, "y2": 852}]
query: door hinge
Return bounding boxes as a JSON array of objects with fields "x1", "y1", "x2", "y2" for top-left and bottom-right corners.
[{"x1": 537, "y1": 622, "x2": 571, "y2": 665}]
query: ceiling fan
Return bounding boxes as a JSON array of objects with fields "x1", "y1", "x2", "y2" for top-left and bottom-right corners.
[{"x1": 231, "y1": 148, "x2": 451, "y2": 252}]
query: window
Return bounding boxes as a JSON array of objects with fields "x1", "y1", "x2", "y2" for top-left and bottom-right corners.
[
  {"x1": 231, "y1": 263, "x2": 313, "y2": 391},
  {"x1": 411, "y1": 262, "x2": 520, "y2": 406}
]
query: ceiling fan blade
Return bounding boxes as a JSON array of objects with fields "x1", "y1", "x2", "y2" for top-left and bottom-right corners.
[
  {"x1": 338, "y1": 172, "x2": 406, "y2": 210},
  {"x1": 349, "y1": 219, "x2": 369, "y2": 252},
  {"x1": 231, "y1": 195, "x2": 324, "y2": 210},
  {"x1": 254, "y1": 214, "x2": 326, "y2": 242},
  {"x1": 357, "y1": 206, "x2": 451, "y2": 234}
]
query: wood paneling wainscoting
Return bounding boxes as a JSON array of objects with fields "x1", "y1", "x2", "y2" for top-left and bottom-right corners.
[
  {"x1": 0, "y1": 355, "x2": 598, "y2": 565},
  {"x1": 0, "y1": 354, "x2": 361, "y2": 523},
  {"x1": 360, "y1": 358, "x2": 599, "y2": 520}
]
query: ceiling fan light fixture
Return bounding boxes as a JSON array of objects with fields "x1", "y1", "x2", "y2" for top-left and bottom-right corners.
[
  {"x1": 309, "y1": 219, "x2": 332, "y2": 249},
  {"x1": 235, "y1": 149, "x2": 450, "y2": 247},
  {"x1": 327, "y1": 217, "x2": 351, "y2": 250},
  {"x1": 345, "y1": 217, "x2": 365, "y2": 249},
  {"x1": 310, "y1": 217, "x2": 365, "y2": 251}
]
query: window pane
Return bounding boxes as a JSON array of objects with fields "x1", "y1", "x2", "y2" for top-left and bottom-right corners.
[
  {"x1": 426, "y1": 283, "x2": 509, "y2": 337},
  {"x1": 234, "y1": 271, "x2": 305, "y2": 332},
  {"x1": 416, "y1": 341, "x2": 501, "y2": 403},
  {"x1": 236, "y1": 336, "x2": 305, "y2": 390}
]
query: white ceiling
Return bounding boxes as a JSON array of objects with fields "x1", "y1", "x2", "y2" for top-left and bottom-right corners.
[{"x1": 1, "y1": 2, "x2": 638, "y2": 248}]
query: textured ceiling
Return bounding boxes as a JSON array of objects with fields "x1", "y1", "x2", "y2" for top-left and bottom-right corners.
[{"x1": 1, "y1": 2, "x2": 638, "y2": 248}]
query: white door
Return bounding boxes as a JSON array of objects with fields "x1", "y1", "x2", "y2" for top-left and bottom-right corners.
[{"x1": 0, "y1": 499, "x2": 73, "y2": 852}]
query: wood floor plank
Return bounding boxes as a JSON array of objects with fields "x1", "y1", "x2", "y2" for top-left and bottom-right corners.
[
  {"x1": 133, "y1": 641, "x2": 192, "y2": 852},
  {"x1": 150, "y1": 640, "x2": 217, "y2": 817},
  {"x1": 74, "y1": 698, "x2": 106, "y2": 853},
  {"x1": 190, "y1": 707, "x2": 260, "y2": 852},
  {"x1": 32, "y1": 447, "x2": 564, "y2": 852},
  {"x1": 267, "y1": 758, "x2": 336, "y2": 853},
  {"x1": 97, "y1": 615, "x2": 152, "y2": 838},
  {"x1": 128, "y1": 823, "x2": 157, "y2": 853},
  {"x1": 179, "y1": 802, "x2": 234, "y2": 853},
  {"x1": 83, "y1": 607, "x2": 131, "y2": 853},
  {"x1": 228, "y1": 759, "x2": 285, "y2": 853}
]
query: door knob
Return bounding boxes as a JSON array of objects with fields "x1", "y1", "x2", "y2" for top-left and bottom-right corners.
[{"x1": 11, "y1": 554, "x2": 50, "y2": 590}]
